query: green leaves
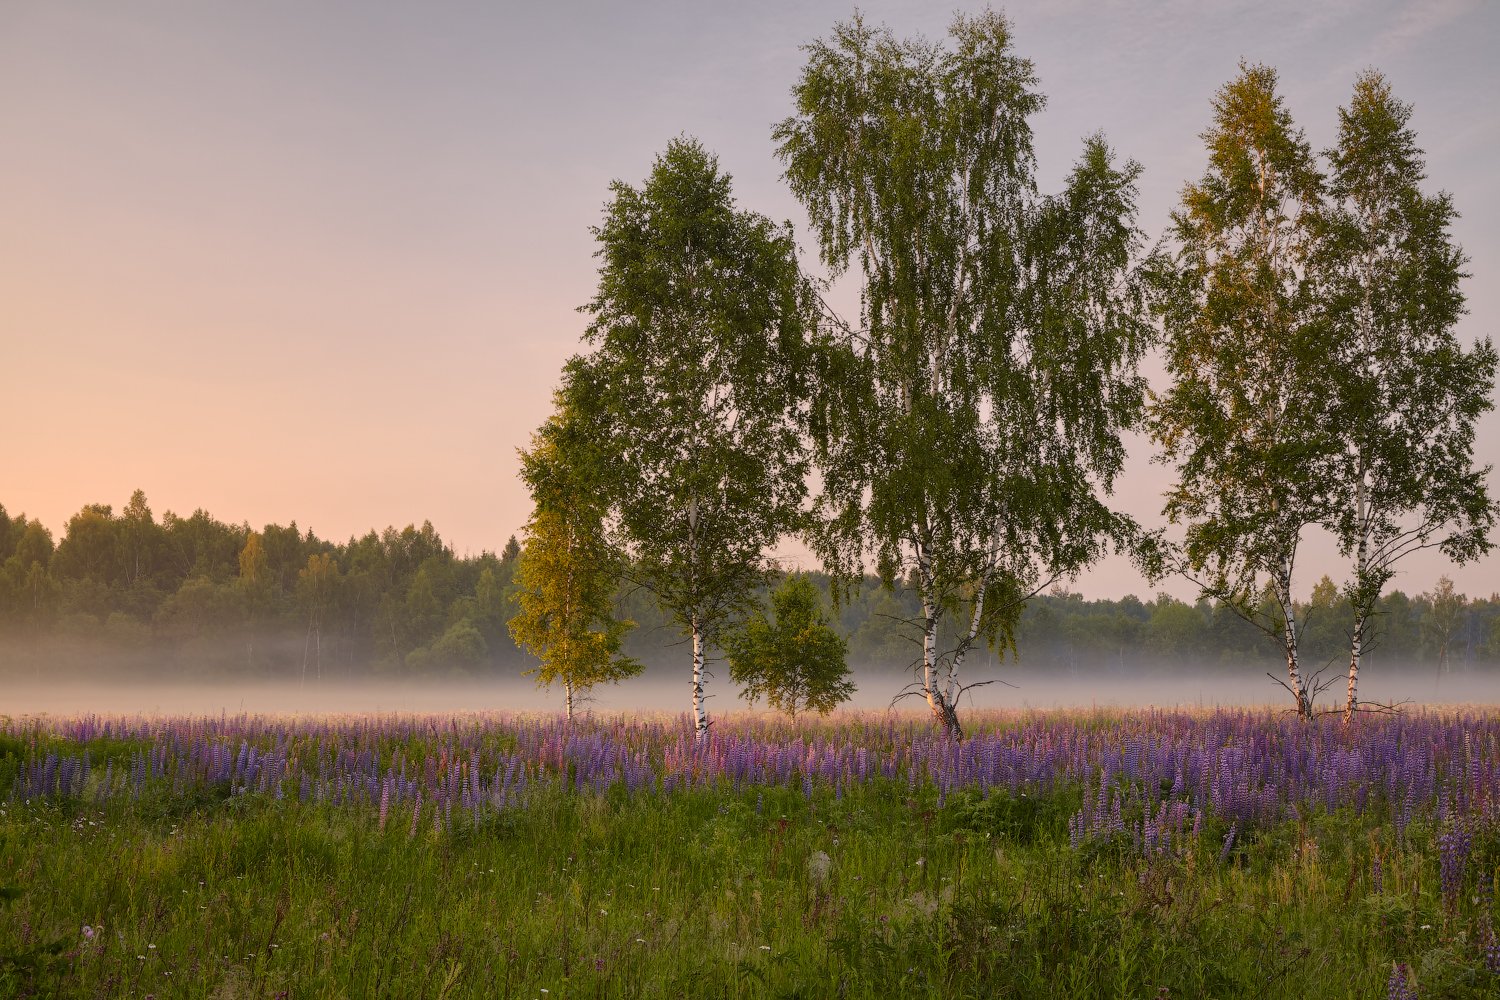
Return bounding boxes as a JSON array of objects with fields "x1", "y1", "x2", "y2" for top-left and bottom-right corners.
[
  {"x1": 1317, "y1": 70, "x2": 1496, "y2": 575},
  {"x1": 726, "y1": 575, "x2": 853, "y2": 721},
  {"x1": 1150, "y1": 64, "x2": 1496, "y2": 717},
  {"x1": 560, "y1": 138, "x2": 817, "y2": 729},
  {"x1": 509, "y1": 407, "x2": 642, "y2": 714},
  {"x1": 776, "y1": 12, "x2": 1150, "y2": 730}
]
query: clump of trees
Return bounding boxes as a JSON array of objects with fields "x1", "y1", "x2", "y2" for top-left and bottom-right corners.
[
  {"x1": 513, "y1": 13, "x2": 1495, "y2": 733},
  {"x1": 0, "y1": 493, "x2": 526, "y2": 680},
  {"x1": 5, "y1": 493, "x2": 1500, "y2": 703},
  {"x1": 6, "y1": 13, "x2": 1492, "y2": 732},
  {"x1": 536, "y1": 11, "x2": 1155, "y2": 740},
  {"x1": 1150, "y1": 64, "x2": 1494, "y2": 720}
]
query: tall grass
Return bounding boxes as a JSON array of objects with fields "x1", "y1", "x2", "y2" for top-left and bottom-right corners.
[{"x1": 2, "y1": 707, "x2": 1497, "y2": 997}]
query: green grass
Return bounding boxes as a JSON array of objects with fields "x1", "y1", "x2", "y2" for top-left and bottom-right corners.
[{"x1": 3, "y1": 778, "x2": 1498, "y2": 998}]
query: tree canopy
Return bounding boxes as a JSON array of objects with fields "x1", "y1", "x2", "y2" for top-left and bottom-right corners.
[
  {"x1": 1315, "y1": 70, "x2": 1496, "y2": 719},
  {"x1": 1149, "y1": 63, "x2": 1335, "y2": 717},
  {"x1": 509, "y1": 407, "x2": 641, "y2": 720},
  {"x1": 563, "y1": 137, "x2": 816, "y2": 735},
  {"x1": 775, "y1": 10, "x2": 1152, "y2": 737},
  {"x1": 725, "y1": 574, "x2": 853, "y2": 721}
]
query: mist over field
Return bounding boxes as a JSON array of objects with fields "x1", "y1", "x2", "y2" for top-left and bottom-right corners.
[{"x1": 5, "y1": 655, "x2": 1498, "y2": 718}]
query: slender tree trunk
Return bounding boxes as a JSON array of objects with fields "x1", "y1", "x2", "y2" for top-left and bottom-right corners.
[
  {"x1": 691, "y1": 618, "x2": 708, "y2": 738},
  {"x1": 1283, "y1": 615, "x2": 1308, "y2": 718},
  {"x1": 1276, "y1": 564, "x2": 1309, "y2": 718},
  {"x1": 915, "y1": 540, "x2": 963, "y2": 740},
  {"x1": 942, "y1": 579, "x2": 989, "y2": 741},
  {"x1": 565, "y1": 680, "x2": 574, "y2": 723},
  {"x1": 301, "y1": 624, "x2": 312, "y2": 688},
  {"x1": 1345, "y1": 611, "x2": 1366, "y2": 725},
  {"x1": 1345, "y1": 473, "x2": 1370, "y2": 725}
]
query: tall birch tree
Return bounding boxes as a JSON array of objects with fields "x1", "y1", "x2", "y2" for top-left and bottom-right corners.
[
  {"x1": 1316, "y1": 71, "x2": 1496, "y2": 722},
  {"x1": 1149, "y1": 63, "x2": 1334, "y2": 718},
  {"x1": 565, "y1": 138, "x2": 813, "y2": 737},
  {"x1": 775, "y1": 11, "x2": 1151, "y2": 738},
  {"x1": 509, "y1": 408, "x2": 641, "y2": 721}
]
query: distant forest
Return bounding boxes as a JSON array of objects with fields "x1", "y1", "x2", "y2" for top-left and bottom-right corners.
[{"x1": 1, "y1": 492, "x2": 1496, "y2": 682}]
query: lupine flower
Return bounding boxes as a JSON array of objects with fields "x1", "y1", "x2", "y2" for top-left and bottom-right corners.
[
  {"x1": 1386, "y1": 962, "x2": 1415, "y2": 1000},
  {"x1": 1437, "y1": 822, "x2": 1472, "y2": 903}
]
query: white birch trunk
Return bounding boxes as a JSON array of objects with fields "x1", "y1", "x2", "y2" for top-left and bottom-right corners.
[
  {"x1": 690, "y1": 619, "x2": 709, "y2": 738},
  {"x1": 915, "y1": 538, "x2": 963, "y2": 740},
  {"x1": 1345, "y1": 472, "x2": 1370, "y2": 724},
  {"x1": 565, "y1": 680, "x2": 574, "y2": 723},
  {"x1": 941, "y1": 580, "x2": 988, "y2": 742},
  {"x1": 1276, "y1": 562, "x2": 1309, "y2": 718},
  {"x1": 915, "y1": 546, "x2": 943, "y2": 726},
  {"x1": 1344, "y1": 613, "x2": 1365, "y2": 725},
  {"x1": 1283, "y1": 611, "x2": 1308, "y2": 718}
]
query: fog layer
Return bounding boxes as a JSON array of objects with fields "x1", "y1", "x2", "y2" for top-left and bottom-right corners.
[{"x1": 5, "y1": 667, "x2": 1498, "y2": 718}]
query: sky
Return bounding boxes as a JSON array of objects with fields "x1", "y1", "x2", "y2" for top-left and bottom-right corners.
[{"x1": 2, "y1": 0, "x2": 1497, "y2": 601}]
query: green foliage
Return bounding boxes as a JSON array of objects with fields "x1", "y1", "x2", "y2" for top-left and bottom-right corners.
[
  {"x1": 1149, "y1": 63, "x2": 1337, "y2": 715},
  {"x1": 726, "y1": 575, "x2": 853, "y2": 720},
  {"x1": 941, "y1": 786, "x2": 1081, "y2": 846},
  {"x1": 1151, "y1": 64, "x2": 1496, "y2": 717},
  {"x1": 1313, "y1": 70, "x2": 1497, "y2": 714},
  {"x1": 0, "y1": 884, "x2": 68, "y2": 986},
  {"x1": 776, "y1": 10, "x2": 1152, "y2": 735},
  {"x1": 3, "y1": 766, "x2": 1496, "y2": 998},
  {"x1": 563, "y1": 137, "x2": 814, "y2": 732},
  {"x1": 509, "y1": 408, "x2": 641, "y2": 716},
  {"x1": 7, "y1": 485, "x2": 1500, "y2": 683}
]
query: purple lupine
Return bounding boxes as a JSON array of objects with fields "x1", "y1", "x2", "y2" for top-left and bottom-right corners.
[
  {"x1": 1386, "y1": 962, "x2": 1416, "y2": 1000},
  {"x1": 1218, "y1": 821, "x2": 1238, "y2": 864},
  {"x1": 1437, "y1": 821, "x2": 1472, "y2": 904}
]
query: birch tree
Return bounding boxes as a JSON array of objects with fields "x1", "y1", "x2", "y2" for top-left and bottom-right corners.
[
  {"x1": 1316, "y1": 71, "x2": 1496, "y2": 721},
  {"x1": 509, "y1": 408, "x2": 641, "y2": 721},
  {"x1": 565, "y1": 138, "x2": 813, "y2": 737},
  {"x1": 1420, "y1": 576, "x2": 1466, "y2": 683},
  {"x1": 1149, "y1": 63, "x2": 1334, "y2": 718},
  {"x1": 775, "y1": 11, "x2": 1151, "y2": 738},
  {"x1": 295, "y1": 551, "x2": 340, "y2": 684}
]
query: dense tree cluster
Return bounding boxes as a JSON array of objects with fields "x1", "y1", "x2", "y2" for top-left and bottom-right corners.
[
  {"x1": 0, "y1": 492, "x2": 522, "y2": 679},
  {"x1": 2, "y1": 495, "x2": 1496, "y2": 695}
]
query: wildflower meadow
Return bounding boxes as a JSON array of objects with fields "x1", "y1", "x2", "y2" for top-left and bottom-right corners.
[{"x1": 2, "y1": 706, "x2": 1498, "y2": 997}]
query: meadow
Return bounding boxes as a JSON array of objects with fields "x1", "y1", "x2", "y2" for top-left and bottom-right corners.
[{"x1": 2, "y1": 706, "x2": 1498, "y2": 999}]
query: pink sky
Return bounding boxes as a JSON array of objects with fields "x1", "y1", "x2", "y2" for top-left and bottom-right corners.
[{"x1": 3, "y1": 1, "x2": 1497, "y2": 600}]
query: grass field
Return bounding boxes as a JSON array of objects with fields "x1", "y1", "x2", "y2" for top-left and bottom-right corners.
[{"x1": 2, "y1": 707, "x2": 1498, "y2": 998}]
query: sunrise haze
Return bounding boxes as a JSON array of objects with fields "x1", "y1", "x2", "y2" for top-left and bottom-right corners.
[{"x1": 3, "y1": 0, "x2": 1497, "y2": 599}]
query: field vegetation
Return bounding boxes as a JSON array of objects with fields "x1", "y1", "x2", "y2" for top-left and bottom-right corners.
[{"x1": 3, "y1": 707, "x2": 1498, "y2": 998}]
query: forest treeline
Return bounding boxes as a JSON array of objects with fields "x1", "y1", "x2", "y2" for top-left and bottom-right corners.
[{"x1": 2, "y1": 493, "x2": 1494, "y2": 682}]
